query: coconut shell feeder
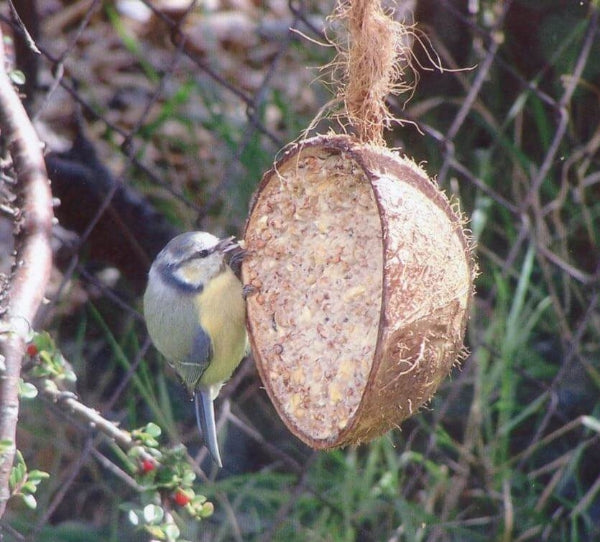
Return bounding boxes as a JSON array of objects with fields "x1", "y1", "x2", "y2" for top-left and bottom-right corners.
[{"x1": 241, "y1": 0, "x2": 476, "y2": 449}]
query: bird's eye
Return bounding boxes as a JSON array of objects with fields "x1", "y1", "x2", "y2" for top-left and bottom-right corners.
[{"x1": 196, "y1": 249, "x2": 211, "y2": 258}]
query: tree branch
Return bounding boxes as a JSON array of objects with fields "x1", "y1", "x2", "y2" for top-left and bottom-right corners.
[{"x1": 0, "y1": 25, "x2": 54, "y2": 517}]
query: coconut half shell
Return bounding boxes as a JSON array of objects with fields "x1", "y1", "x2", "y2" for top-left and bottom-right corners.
[{"x1": 242, "y1": 134, "x2": 475, "y2": 449}]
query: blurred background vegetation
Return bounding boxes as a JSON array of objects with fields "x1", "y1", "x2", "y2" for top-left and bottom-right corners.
[{"x1": 1, "y1": 0, "x2": 599, "y2": 540}]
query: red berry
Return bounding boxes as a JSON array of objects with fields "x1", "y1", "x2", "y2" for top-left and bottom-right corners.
[
  {"x1": 173, "y1": 490, "x2": 190, "y2": 506},
  {"x1": 140, "y1": 459, "x2": 155, "y2": 473},
  {"x1": 26, "y1": 344, "x2": 38, "y2": 357}
]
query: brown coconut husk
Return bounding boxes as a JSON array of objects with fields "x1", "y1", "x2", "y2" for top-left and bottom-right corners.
[
  {"x1": 241, "y1": 0, "x2": 476, "y2": 448},
  {"x1": 242, "y1": 135, "x2": 475, "y2": 448}
]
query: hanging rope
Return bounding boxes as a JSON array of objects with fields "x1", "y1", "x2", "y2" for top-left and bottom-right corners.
[{"x1": 334, "y1": 0, "x2": 414, "y2": 143}]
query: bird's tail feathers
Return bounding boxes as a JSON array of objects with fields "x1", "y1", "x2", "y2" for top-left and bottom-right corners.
[{"x1": 195, "y1": 389, "x2": 223, "y2": 468}]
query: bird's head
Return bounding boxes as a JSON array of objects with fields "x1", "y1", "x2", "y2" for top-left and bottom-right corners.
[{"x1": 152, "y1": 231, "x2": 238, "y2": 292}]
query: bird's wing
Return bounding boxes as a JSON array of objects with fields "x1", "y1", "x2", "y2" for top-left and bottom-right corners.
[{"x1": 175, "y1": 326, "x2": 213, "y2": 389}]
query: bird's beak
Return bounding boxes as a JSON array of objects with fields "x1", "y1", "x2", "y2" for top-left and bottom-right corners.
[
  {"x1": 217, "y1": 237, "x2": 246, "y2": 273},
  {"x1": 215, "y1": 236, "x2": 238, "y2": 253},
  {"x1": 195, "y1": 388, "x2": 223, "y2": 468}
]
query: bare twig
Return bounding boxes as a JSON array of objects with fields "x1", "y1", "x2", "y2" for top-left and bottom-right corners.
[
  {"x1": 523, "y1": 6, "x2": 599, "y2": 207},
  {"x1": 39, "y1": 386, "x2": 134, "y2": 450},
  {"x1": 437, "y1": 0, "x2": 512, "y2": 184},
  {"x1": 0, "y1": 27, "x2": 54, "y2": 517}
]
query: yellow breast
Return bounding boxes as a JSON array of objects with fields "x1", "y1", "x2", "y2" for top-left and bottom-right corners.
[{"x1": 196, "y1": 266, "x2": 247, "y2": 386}]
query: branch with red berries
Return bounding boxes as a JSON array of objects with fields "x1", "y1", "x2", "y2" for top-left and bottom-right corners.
[{"x1": 24, "y1": 332, "x2": 214, "y2": 540}]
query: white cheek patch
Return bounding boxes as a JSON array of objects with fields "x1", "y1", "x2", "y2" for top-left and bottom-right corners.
[
  {"x1": 171, "y1": 253, "x2": 222, "y2": 290},
  {"x1": 173, "y1": 264, "x2": 205, "y2": 287}
]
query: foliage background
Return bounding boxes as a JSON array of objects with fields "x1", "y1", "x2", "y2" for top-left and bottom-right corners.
[{"x1": 1, "y1": 0, "x2": 599, "y2": 540}]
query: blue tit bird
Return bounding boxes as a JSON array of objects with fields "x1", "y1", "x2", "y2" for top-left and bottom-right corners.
[{"x1": 143, "y1": 232, "x2": 247, "y2": 467}]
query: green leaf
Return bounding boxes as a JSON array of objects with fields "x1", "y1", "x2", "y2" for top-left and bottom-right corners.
[
  {"x1": 145, "y1": 423, "x2": 162, "y2": 438},
  {"x1": 143, "y1": 503, "x2": 164, "y2": 524},
  {"x1": 32, "y1": 331, "x2": 54, "y2": 351},
  {"x1": 163, "y1": 524, "x2": 180, "y2": 540},
  {"x1": 199, "y1": 501, "x2": 214, "y2": 519},
  {"x1": 128, "y1": 509, "x2": 140, "y2": 526},
  {"x1": 22, "y1": 481, "x2": 38, "y2": 493},
  {"x1": 22, "y1": 493, "x2": 37, "y2": 509},
  {"x1": 9, "y1": 69, "x2": 26, "y2": 85},
  {"x1": 19, "y1": 379, "x2": 38, "y2": 399},
  {"x1": 27, "y1": 469, "x2": 50, "y2": 483},
  {"x1": 182, "y1": 471, "x2": 196, "y2": 485},
  {"x1": 145, "y1": 525, "x2": 167, "y2": 539},
  {"x1": 9, "y1": 451, "x2": 26, "y2": 488}
]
